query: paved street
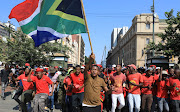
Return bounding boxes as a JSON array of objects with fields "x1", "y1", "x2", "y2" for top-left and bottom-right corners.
[{"x1": 0, "y1": 86, "x2": 62, "y2": 112}]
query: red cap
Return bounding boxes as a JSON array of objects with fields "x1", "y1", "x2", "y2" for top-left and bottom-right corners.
[
  {"x1": 92, "y1": 64, "x2": 102, "y2": 68},
  {"x1": 128, "y1": 64, "x2": 136, "y2": 70},
  {"x1": 150, "y1": 65, "x2": 156, "y2": 69},
  {"x1": 45, "y1": 67, "x2": 49, "y2": 71},
  {"x1": 97, "y1": 64, "x2": 103, "y2": 68},
  {"x1": 25, "y1": 63, "x2": 30, "y2": 67},
  {"x1": 54, "y1": 66, "x2": 58, "y2": 69},
  {"x1": 36, "y1": 68, "x2": 43, "y2": 72}
]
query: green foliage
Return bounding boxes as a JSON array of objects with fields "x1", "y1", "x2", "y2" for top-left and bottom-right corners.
[
  {"x1": 146, "y1": 9, "x2": 180, "y2": 63},
  {"x1": 0, "y1": 29, "x2": 71, "y2": 66}
]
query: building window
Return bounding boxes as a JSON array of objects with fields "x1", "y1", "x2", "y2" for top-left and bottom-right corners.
[
  {"x1": 146, "y1": 23, "x2": 150, "y2": 29},
  {"x1": 146, "y1": 38, "x2": 150, "y2": 44}
]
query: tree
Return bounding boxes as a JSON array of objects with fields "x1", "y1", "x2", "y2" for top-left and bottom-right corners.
[
  {"x1": 0, "y1": 29, "x2": 71, "y2": 66},
  {"x1": 147, "y1": 9, "x2": 180, "y2": 63}
]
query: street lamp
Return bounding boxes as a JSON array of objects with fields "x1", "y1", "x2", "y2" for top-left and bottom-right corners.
[{"x1": 151, "y1": 0, "x2": 155, "y2": 57}]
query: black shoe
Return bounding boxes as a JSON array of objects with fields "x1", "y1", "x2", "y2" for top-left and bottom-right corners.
[{"x1": 2, "y1": 97, "x2": 5, "y2": 100}]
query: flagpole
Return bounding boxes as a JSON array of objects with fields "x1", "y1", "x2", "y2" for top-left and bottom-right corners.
[{"x1": 80, "y1": 0, "x2": 93, "y2": 53}]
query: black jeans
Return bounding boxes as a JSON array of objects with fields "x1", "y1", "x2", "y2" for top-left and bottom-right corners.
[
  {"x1": 13, "y1": 86, "x2": 23, "y2": 105},
  {"x1": 171, "y1": 100, "x2": 180, "y2": 112},
  {"x1": 72, "y1": 92, "x2": 84, "y2": 112},
  {"x1": 83, "y1": 105, "x2": 101, "y2": 112}
]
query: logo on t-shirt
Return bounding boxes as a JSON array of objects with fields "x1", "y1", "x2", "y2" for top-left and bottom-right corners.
[
  {"x1": 23, "y1": 79, "x2": 27, "y2": 81},
  {"x1": 115, "y1": 79, "x2": 122, "y2": 87},
  {"x1": 130, "y1": 80, "x2": 136, "y2": 89},
  {"x1": 175, "y1": 86, "x2": 180, "y2": 95}
]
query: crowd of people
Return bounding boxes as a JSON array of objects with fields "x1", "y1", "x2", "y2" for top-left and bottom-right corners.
[{"x1": 0, "y1": 53, "x2": 180, "y2": 112}]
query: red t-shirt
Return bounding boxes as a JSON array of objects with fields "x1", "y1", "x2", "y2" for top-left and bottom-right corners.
[
  {"x1": 156, "y1": 79, "x2": 169, "y2": 98},
  {"x1": 167, "y1": 77, "x2": 180, "y2": 100},
  {"x1": 63, "y1": 76, "x2": 72, "y2": 96},
  {"x1": 141, "y1": 75, "x2": 154, "y2": 94},
  {"x1": 32, "y1": 75, "x2": 53, "y2": 95},
  {"x1": 110, "y1": 72, "x2": 126, "y2": 94},
  {"x1": 103, "y1": 72, "x2": 108, "y2": 80},
  {"x1": 110, "y1": 71, "x2": 116, "y2": 75},
  {"x1": 70, "y1": 72, "x2": 84, "y2": 93},
  {"x1": 17, "y1": 74, "x2": 34, "y2": 91},
  {"x1": 127, "y1": 73, "x2": 143, "y2": 94}
]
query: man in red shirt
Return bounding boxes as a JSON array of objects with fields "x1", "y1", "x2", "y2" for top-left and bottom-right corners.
[
  {"x1": 110, "y1": 64, "x2": 126, "y2": 112},
  {"x1": 167, "y1": 69, "x2": 180, "y2": 112},
  {"x1": 28, "y1": 68, "x2": 54, "y2": 112},
  {"x1": 127, "y1": 64, "x2": 143, "y2": 112},
  {"x1": 156, "y1": 70, "x2": 169, "y2": 112},
  {"x1": 70, "y1": 65, "x2": 84, "y2": 112},
  {"x1": 13, "y1": 66, "x2": 34, "y2": 112},
  {"x1": 141, "y1": 67, "x2": 154, "y2": 112}
]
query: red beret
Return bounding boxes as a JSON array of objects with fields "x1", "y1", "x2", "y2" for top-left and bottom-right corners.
[
  {"x1": 25, "y1": 63, "x2": 30, "y2": 67},
  {"x1": 150, "y1": 65, "x2": 156, "y2": 69},
  {"x1": 36, "y1": 68, "x2": 43, "y2": 72},
  {"x1": 97, "y1": 64, "x2": 102, "y2": 68},
  {"x1": 127, "y1": 64, "x2": 137, "y2": 70}
]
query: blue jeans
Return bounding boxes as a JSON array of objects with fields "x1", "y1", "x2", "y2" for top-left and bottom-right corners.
[
  {"x1": 65, "y1": 95, "x2": 72, "y2": 112},
  {"x1": 127, "y1": 93, "x2": 141, "y2": 112},
  {"x1": 48, "y1": 92, "x2": 54, "y2": 109},
  {"x1": 157, "y1": 97, "x2": 169, "y2": 112},
  {"x1": 1, "y1": 82, "x2": 8, "y2": 98}
]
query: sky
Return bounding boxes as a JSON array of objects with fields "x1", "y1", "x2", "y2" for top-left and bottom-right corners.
[{"x1": 0, "y1": 0, "x2": 180, "y2": 64}]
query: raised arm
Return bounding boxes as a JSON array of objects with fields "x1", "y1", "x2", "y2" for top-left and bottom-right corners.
[
  {"x1": 84, "y1": 53, "x2": 95, "y2": 76},
  {"x1": 159, "y1": 68, "x2": 163, "y2": 81},
  {"x1": 27, "y1": 70, "x2": 33, "y2": 82}
]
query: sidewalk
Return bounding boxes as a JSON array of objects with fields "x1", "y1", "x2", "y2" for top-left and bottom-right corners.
[{"x1": 0, "y1": 86, "x2": 62, "y2": 112}]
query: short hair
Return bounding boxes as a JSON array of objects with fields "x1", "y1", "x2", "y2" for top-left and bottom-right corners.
[
  {"x1": 76, "y1": 65, "x2": 81, "y2": 68},
  {"x1": 92, "y1": 64, "x2": 100, "y2": 71}
]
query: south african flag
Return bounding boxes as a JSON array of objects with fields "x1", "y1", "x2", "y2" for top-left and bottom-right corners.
[{"x1": 9, "y1": 0, "x2": 86, "y2": 47}]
